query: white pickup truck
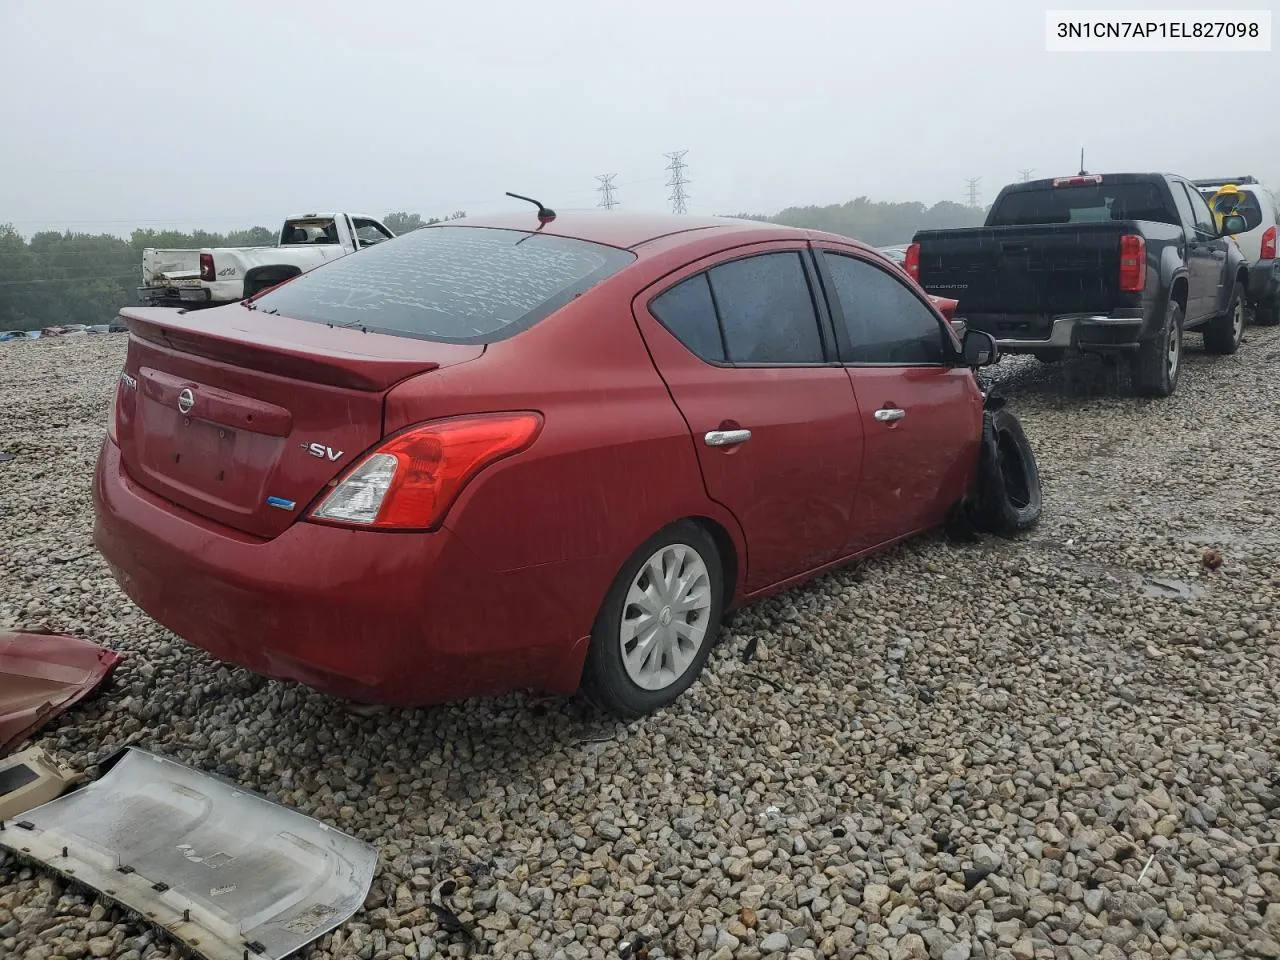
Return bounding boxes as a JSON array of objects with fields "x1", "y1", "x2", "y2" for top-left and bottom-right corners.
[{"x1": 139, "y1": 213, "x2": 395, "y2": 308}]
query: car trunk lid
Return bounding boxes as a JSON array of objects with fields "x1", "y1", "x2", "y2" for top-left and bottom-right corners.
[{"x1": 115, "y1": 305, "x2": 482, "y2": 539}]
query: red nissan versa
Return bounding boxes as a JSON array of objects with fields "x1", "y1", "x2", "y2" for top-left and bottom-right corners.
[{"x1": 93, "y1": 210, "x2": 1039, "y2": 718}]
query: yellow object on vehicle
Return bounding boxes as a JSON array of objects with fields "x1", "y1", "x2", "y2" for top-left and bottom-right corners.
[{"x1": 1207, "y1": 184, "x2": 1244, "y2": 233}]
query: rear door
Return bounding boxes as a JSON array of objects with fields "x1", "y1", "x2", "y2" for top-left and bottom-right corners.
[
  {"x1": 632, "y1": 244, "x2": 864, "y2": 592},
  {"x1": 814, "y1": 245, "x2": 982, "y2": 554},
  {"x1": 1178, "y1": 181, "x2": 1226, "y2": 320}
]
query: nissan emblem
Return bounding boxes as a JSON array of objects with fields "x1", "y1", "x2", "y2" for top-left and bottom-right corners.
[{"x1": 177, "y1": 388, "x2": 195, "y2": 415}]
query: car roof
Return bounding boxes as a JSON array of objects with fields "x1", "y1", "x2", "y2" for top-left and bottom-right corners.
[{"x1": 441, "y1": 209, "x2": 844, "y2": 253}]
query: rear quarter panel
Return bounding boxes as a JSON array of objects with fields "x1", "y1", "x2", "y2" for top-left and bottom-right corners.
[{"x1": 381, "y1": 263, "x2": 749, "y2": 600}]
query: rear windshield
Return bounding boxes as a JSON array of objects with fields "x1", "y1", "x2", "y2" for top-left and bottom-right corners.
[
  {"x1": 1198, "y1": 188, "x2": 1265, "y2": 231},
  {"x1": 990, "y1": 182, "x2": 1176, "y2": 226},
  {"x1": 253, "y1": 226, "x2": 636, "y2": 343}
]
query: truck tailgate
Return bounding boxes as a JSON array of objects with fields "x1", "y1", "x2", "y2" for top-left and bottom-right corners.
[
  {"x1": 142, "y1": 248, "x2": 201, "y2": 285},
  {"x1": 917, "y1": 222, "x2": 1130, "y2": 315}
]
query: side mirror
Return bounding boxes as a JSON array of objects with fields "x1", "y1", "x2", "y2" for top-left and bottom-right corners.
[
  {"x1": 962, "y1": 328, "x2": 999, "y2": 367},
  {"x1": 1221, "y1": 214, "x2": 1247, "y2": 236},
  {"x1": 950, "y1": 318, "x2": 968, "y2": 339}
]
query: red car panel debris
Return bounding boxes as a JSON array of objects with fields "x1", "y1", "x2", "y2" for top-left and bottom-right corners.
[{"x1": 0, "y1": 631, "x2": 123, "y2": 757}]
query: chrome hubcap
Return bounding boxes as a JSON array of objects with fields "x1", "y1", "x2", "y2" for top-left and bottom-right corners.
[
  {"x1": 620, "y1": 543, "x2": 712, "y2": 691},
  {"x1": 1167, "y1": 320, "x2": 1181, "y2": 378},
  {"x1": 1232, "y1": 301, "x2": 1244, "y2": 342}
]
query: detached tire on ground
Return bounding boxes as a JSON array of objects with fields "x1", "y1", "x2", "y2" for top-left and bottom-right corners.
[
  {"x1": 581, "y1": 521, "x2": 725, "y2": 718},
  {"x1": 1203, "y1": 285, "x2": 1244, "y2": 355},
  {"x1": 971, "y1": 407, "x2": 1042, "y2": 536}
]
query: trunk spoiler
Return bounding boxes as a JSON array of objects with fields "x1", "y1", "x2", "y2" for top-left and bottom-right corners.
[{"x1": 120, "y1": 307, "x2": 477, "y2": 392}]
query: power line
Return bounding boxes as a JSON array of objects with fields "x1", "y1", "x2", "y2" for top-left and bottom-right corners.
[
  {"x1": 665, "y1": 150, "x2": 690, "y2": 214},
  {"x1": 964, "y1": 177, "x2": 982, "y2": 209},
  {"x1": 1018, "y1": 168, "x2": 1035, "y2": 183},
  {"x1": 596, "y1": 174, "x2": 619, "y2": 210}
]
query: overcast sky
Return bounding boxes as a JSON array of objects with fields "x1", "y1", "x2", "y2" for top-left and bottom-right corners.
[{"x1": 1, "y1": 0, "x2": 1275, "y2": 236}]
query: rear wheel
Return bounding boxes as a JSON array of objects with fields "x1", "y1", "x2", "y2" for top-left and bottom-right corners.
[
  {"x1": 971, "y1": 407, "x2": 1042, "y2": 536},
  {"x1": 1033, "y1": 349, "x2": 1066, "y2": 364},
  {"x1": 1203, "y1": 286, "x2": 1244, "y2": 355},
  {"x1": 1132, "y1": 300, "x2": 1183, "y2": 398},
  {"x1": 1256, "y1": 301, "x2": 1280, "y2": 327},
  {"x1": 580, "y1": 522, "x2": 724, "y2": 718}
]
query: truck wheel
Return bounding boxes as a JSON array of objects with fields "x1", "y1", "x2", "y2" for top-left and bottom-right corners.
[
  {"x1": 580, "y1": 521, "x2": 724, "y2": 718},
  {"x1": 1256, "y1": 301, "x2": 1280, "y2": 327},
  {"x1": 1033, "y1": 349, "x2": 1066, "y2": 364},
  {"x1": 1132, "y1": 300, "x2": 1183, "y2": 398},
  {"x1": 972, "y1": 407, "x2": 1042, "y2": 537},
  {"x1": 1203, "y1": 287, "x2": 1244, "y2": 355}
]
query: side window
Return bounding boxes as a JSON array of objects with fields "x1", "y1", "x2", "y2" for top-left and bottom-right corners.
[
  {"x1": 650, "y1": 273, "x2": 725, "y2": 362},
  {"x1": 1170, "y1": 181, "x2": 1196, "y2": 229},
  {"x1": 1182, "y1": 184, "x2": 1216, "y2": 236},
  {"x1": 353, "y1": 218, "x2": 393, "y2": 247},
  {"x1": 822, "y1": 253, "x2": 948, "y2": 365},
  {"x1": 707, "y1": 252, "x2": 825, "y2": 364}
]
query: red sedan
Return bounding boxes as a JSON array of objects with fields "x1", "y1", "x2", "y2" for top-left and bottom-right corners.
[{"x1": 94, "y1": 209, "x2": 1039, "y2": 717}]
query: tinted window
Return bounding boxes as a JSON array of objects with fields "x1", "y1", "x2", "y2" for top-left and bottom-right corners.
[
  {"x1": 1170, "y1": 180, "x2": 1196, "y2": 228},
  {"x1": 650, "y1": 274, "x2": 725, "y2": 362},
  {"x1": 707, "y1": 253, "x2": 824, "y2": 364},
  {"x1": 990, "y1": 182, "x2": 1176, "y2": 226},
  {"x1": 254, "y1": 226, "x2": 636, "y2": 343},
  {"x1": 823, "y1": 253, "x2": 947, "y2": 365},
  {"x1": 1182, "y1": 185, "x2": 1216, "y2": 235}
]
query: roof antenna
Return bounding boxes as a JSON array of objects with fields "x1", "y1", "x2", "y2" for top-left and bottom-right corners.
[
  {"x1": 1078, "y1": 148, "x2": 1087, "y2": 176},
  {"x1": 505, "y1": 192, "x2": 556, "y2": 225}
]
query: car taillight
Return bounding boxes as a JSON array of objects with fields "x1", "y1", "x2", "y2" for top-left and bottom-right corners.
[
  {"x1": 1119, "y1": 234, "x2": 1146, "y2": 293},
  {"x1": 199, "y1": 253, "x2": 215, "y2": 282},
  {"x1": 1262, "y1": 225, "x2": 1277, "y2": 261},
  {"x1": 905, "y1": 242, "x2": 920, "y2": 282},
  {"x1": 308, "y1": 413, "x2": 543, "y2": 530}
]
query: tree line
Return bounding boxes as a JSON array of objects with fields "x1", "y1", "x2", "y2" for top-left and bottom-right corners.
[{"x1": 0, "y1": 200, "x2": 983, "y2": 331}]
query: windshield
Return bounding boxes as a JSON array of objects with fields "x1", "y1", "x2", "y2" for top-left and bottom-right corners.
[
  {"x1": 253, "y1": 226, "x2": 636, "y2": 343},
  {"x1": 991, "y1": 182, "x2": 1176, "y2": 226}
]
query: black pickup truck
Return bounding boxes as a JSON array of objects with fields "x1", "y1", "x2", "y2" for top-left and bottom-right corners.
[{"x1": 909, "y1": 173, "x2": 1251, "y2": 397}]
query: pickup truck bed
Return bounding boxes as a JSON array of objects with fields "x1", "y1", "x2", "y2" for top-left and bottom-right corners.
[
  {"x1": 912, "y1": 173, "x2": 1251, "y2": 397},
  {"x1": 916, "y1": 219, "x2": 1170, "y2": 350}
]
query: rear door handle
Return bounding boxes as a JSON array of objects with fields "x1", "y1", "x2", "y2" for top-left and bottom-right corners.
[
  {"x1": 875, "y1": 408, "x2": 906, "y2": 422},
  {"x1": 704, "y1": 429, "x2": 752, "y2": 447}
]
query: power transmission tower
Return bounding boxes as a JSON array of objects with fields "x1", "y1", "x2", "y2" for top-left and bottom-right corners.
[
  {"x1": 964, "y1": 177, "x2": 982, "y2": 208},
  {"x1": 665, "y1": 150, "x2": 690, "y2": 214},
  {"x1": 596, "y1": 174, "x2": 619, "y2": 210},
  {"x1": 1018, "y1": 168, "x2": 1035, "y2": 183}
]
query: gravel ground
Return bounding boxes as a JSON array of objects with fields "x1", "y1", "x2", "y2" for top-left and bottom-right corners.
[{"x1": 1, "y1": 327, "x2": 1279, "y2": 960}]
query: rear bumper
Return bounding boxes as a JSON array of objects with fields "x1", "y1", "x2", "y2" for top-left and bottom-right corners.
[
  {"x1": 92, "y1": 440, "x2": 590, "y2": 706},
  {"x1": 961, "y1": 310, "x2": 1146, "y2": 353},
  {"x1": 1247, "y1": 259, "x2": 1279, "y2": 305}
]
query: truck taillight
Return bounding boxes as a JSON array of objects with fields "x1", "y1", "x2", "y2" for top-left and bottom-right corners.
[
  {"x1": 308, "y1": 413, "x2": 543, "y2": 531},
  {"x1": 905, "y1": 242, "x2": 921, "y2": 281},
  {"x1": 1262, "y1": 226, "x2": 1277, "y2": 261},
  {"x1": 1119, "y1": 234, "x2": 1146, "y2": 293},
  {"x1": 199, "y1": 253, "x2": 215, "y2": 283}
]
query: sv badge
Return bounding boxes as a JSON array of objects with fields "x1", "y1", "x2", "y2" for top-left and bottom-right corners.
[{"x1": 302, "y1": 442, "x2": 344, "y2": 461}]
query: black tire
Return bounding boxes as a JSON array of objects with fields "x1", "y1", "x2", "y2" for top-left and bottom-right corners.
[
  {"x1": 972, "y1": 407, "x2": 1042, "y2": 536},
  {"x1": 1033, "y1": 349, "x2": 1066, "y2": 364},
  {"x1": 580, "y1": 521, "x2": 725, "y2": 718},
  {"x1": 1203, "y1": 285, "x2": 1244, "y2": 355},
  {"x1": 1256, "y1": 301, "x2": 1280, "y2": 327},
  {"x1": 1131, "y1": 299, "x2": 1183, "y2": 398}
]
